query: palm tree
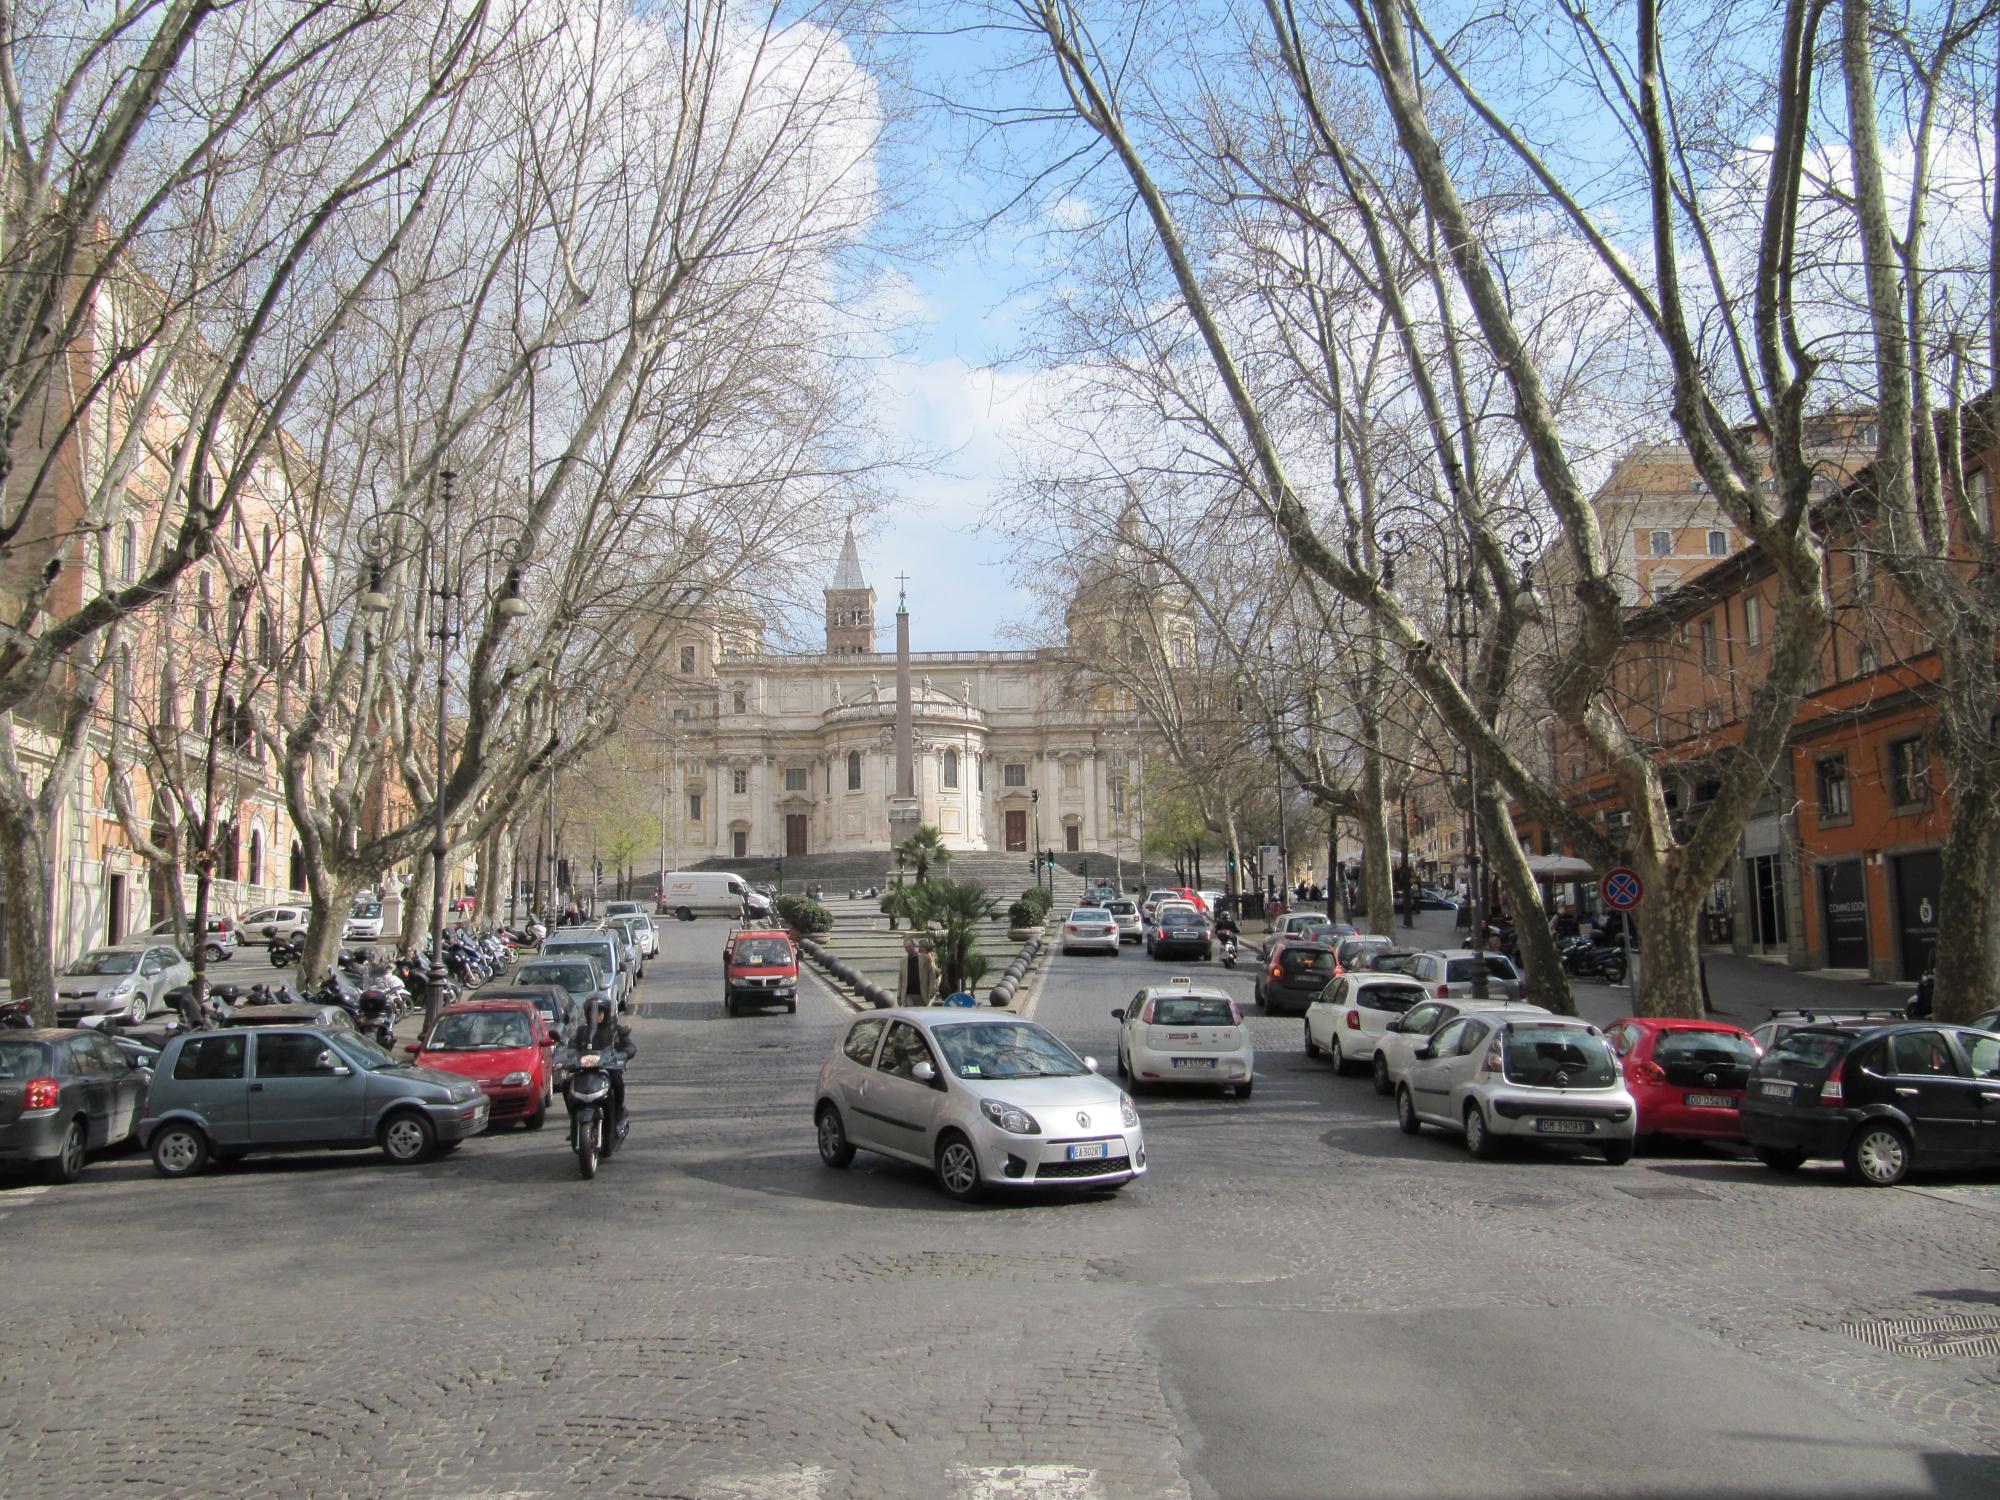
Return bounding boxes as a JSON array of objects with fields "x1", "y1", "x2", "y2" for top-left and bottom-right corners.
[
  {"x1": 904, "y1": 877, "x2": 994, "y2": 994},
  {"x1": 894, "y1": 825, "x2": 952, "y2": 884}
]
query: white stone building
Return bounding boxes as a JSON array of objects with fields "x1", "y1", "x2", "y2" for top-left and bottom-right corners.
[{"x1": 652, "y1": 527, "x2": 1153, "y2": 861}]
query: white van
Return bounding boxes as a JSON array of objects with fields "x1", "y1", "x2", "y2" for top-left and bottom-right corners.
[{"x1": 659, "y1": 871, "x2": 763, "y2": 921}]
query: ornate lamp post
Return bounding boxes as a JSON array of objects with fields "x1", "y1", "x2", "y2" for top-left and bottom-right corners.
[{"x1": 356, "y1": 470, "x2": 529, "y2": 1028}]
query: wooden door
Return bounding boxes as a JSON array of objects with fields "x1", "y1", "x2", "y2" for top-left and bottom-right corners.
[
  {"x1": 785, "y1": 814, "x2": 809, "y2": 857},
  {"x1": 1005, "y1": 810, "x2": 1027, "y2": 852}
]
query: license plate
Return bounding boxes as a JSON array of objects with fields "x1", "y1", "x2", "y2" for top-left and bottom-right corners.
[
  {"x1": 1066, "y1": 1141, "x2": 1109, "y2": 1161},
  {"x1": 1685, "y1": 1093, "x2": 1734, "y2": 1109},
  {"x1": 1532, "y1": 1118, "x2": 1592, "y2": 1134},
  {"x1": 1759, "y1": 1080, "x2": 1796, "y2": 1099},
  {"x1": 1170, "y1": 1057, "x2": 1217, "y2": 1069}
]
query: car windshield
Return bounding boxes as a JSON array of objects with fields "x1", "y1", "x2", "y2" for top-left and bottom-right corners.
[
  {"x1": 931, "y1": 1021, "x2": 1088, "y2": 1080},
  {"x1": 1766, "y1": 1031, "x2": 1851, "y2": 1070},
  {"x1": 424, "y1": 1011, "x2": 534, "y2": 1050},
  {"x1": 1655, "y1": 1030, "x2": 1759, "y2": 1066},
  {"x1": 1369, "y1": 953, "x2": 1419, "y2": 974},
  {"x1": 1503, "y1": 1025, "x2": 1618, "y2": 1088},
  {"x1": 1107, "y1": 901, "x2": 1136, "y2": 915},
  {"x1": 351, "y1": 901, "x2": 380, "y2": 919},
  {"x1": 733, "y1": 939, "x2": 792, "y2": 965},
  {"x1": 517, "y1": 963, "x2": 593, "y2": 994},
  {"x1": 0, "y1": 1039, "x2": 52, "y2": 1077},
  {"x1": 1068, "y1": 909, "x2": 1111, "y2": 922},
  {"x1": 1149, "y1": 997, "x2": 1237, "y2": 1026},
  {"x1": 63, "y1": 950, "x2": 139, "y2": 976},
  {"x1": 331, "y1": 1032, "x2": 398, "y2": 1071}
]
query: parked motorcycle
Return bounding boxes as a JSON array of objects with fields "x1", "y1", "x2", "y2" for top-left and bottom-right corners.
[
  {"x1": 1559, "y1": 934, "x2": 1628, "y2": 984},
  {"x1": 564, "y1": 1050, "x2": 627, "y2": 1180},
  {"x1": 266, "y1": 927, "x2": 303, "y2": 967},
  {"x1": 1904, "y1": 970, "x2": 1935, "y2": 1020}
]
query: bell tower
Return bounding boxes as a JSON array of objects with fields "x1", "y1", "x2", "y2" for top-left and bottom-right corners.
[{"x1": 824, "y1": 519, "x2": 875, "y2": 654}]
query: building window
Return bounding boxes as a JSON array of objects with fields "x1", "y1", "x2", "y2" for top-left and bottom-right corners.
[
  {"x1": 1004, "y1": 763, "x2": 1026, "y2": 788},
  {"x1": 256, "y1": 610, "x2": 274, "y2": 665},
  {"x1": 732, "y1": 688, "x2": 746, "y2": 714},
  {"x1": 687, "y1": 792, "x2": 703, "y2": 822},
  {"x1": 1172, "y1": 635, "x2": 1191, "y2": 667},
  {"x1": 1699, "y1": 617, "x2": 1718, "y2": 671},
  {"x1": 784, "y1": 767, "x2": 808, "y2": 792},
  {"x1": 943, "y1": 749, "x2": 958, "y2": 788},
  {"x1": 1888, "y1": 737, "x2": 1930, "y2": 809},
  {"x1": 733, "y1": 768, "x2": 747, "y2": 795},
  {"x1": 1852, "y1": 548, "x2": 1872, "y2": 598},
  {"x1": 1110, "y1": 778, "x2": 1124, "y2": 813},
  {"x1": 1063, "y1": 759, "x2": 1080, "y2": 789},
  {"x1": 679, "y1": 644, "x2": 697, "y2": 674},
  {"x1": 119, "y1": 520, "x2": 137, "y2": 582},
  {"x1": 196, "y1": 572, "x2": 213, "y2": 632},
  {"x1": 1858, "y1": 641, "x2": 1877, "y2": 674},
  {"x1": 1742, "y1": 593, "x2": 1762, "y2": 647},
  {"x1": 1707, "y1": 530, "x2": 1727, "y2": 557},
  {"x1": 977, "y1": 757, "x2": 984, "y2": 791},
  {"x1": 247, "y1": 828, "x2": 263, "y2": 887},
  {"x1": 158, "y1": 666, "x2": 177, "y2": 729},
  {"x1": 846, "y1": 750, "x2": 861, "y2": 790},
  {"x1": 1649, "y1": 530, "x2": 1672, "y2": 557},
  {"x1": 192, "y1": 684, "x2": 209, "y2": 728},
  {"x1": 671, "y1": 707, "x2": 689, "y2": 724}
]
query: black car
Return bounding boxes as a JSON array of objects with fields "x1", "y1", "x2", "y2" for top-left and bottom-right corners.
[
  {"x1": 1257, "y1": 942, "x2": 1335, "y2": 1015},
  {"x1": 1147, "y1": 909, "x2": 1213, "y2": 961},
  {"x1": 1741, "y1": 1022, "x2": 2000, "y2": 1185},
  {"x1": 0, "y1": 1028, "x2": 150, "y2": 1183}
]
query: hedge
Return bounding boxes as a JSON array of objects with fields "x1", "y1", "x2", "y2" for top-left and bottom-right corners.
[{"x1": 772, "y1": 894, "x2": 832, "y2": 935}]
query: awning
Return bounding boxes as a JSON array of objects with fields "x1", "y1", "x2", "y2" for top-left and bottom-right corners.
[{"x1": 1523, "y1": 854, "x2": 1595, "y2": 881}]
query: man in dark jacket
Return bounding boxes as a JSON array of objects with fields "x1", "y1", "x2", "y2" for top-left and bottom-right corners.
[{"x1": 571, "y1": 997, "x2": 637, "y2": 1129}]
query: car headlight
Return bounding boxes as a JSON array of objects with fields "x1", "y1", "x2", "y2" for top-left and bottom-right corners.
[
  {"x1": 107, "y1": 981, "x2": 133, "y2": 997},
  {"x1": 979, "y1": 1098, "x2": 1040, "y2": 1135},
  {"x1": 499, "y1": 1071, "x2": 532, "y2": 1087},
  {"x1": 1120, "y1": 1094, "x2": 1140, "y2": 1129}
]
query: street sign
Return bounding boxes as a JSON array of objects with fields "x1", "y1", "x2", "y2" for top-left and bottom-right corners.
[{"x1": 1602, "y1": 867, "x2": 1643, "y2": 911}]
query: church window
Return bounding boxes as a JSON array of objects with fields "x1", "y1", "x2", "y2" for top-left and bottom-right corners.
[
  {"x1": 732, "y1": 687, "x2": 746, "y2": 714},
  {"x1": 847, "y1": 750, "x2": 861, "y2": 790},
  {"x1": 784, "y1": 767, "x2": 808, "y2": 792},
  {"x1": 1004, "y1": 763, "x2": 1026, "y2": 788},
  {"x1": 733, "y1": 769, "x2": 747, "y2": 795},
  {"x1": 1063, "y1": 760, "x2": 1079, "y2": 789},
  {"x1": 1172, "y1": 635, "x2": 1191, "y2": 667},
  {"x1": 679, "y1": 644, "x2": 697, "y2": 673},
  {"x1": 1110, "y1": 778, "x2": 1125, "y2": 813},
  {"x1": 977, "y1": 757, "x2": 984, "y2": 791},
  {"x1": 943, "y1": 749, "x2": 958, "y2": 788},
  {"x1": 687, "y1": 792, "x2": 703, "y2": 822}
]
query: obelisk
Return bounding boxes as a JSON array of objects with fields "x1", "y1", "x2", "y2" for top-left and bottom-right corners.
[{"x1": 888, "y1": 576, "x2": 920, "y2": 848}]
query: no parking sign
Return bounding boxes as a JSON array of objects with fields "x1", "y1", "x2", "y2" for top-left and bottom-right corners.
[{"x1": 1601, "y1": 867, "x2": 1643, "y2": 911}]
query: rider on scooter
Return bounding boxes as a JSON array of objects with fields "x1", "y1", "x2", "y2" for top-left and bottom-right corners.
[{"x1": 570, "y1": 997, "x2": 637, "y2": 1131}]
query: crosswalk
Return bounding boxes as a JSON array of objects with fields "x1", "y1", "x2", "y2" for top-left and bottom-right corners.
[{"x1": 0, "y1": 1181, "x2": 52, "y2": 1227}]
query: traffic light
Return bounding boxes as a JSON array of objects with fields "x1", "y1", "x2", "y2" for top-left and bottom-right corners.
[
  {"x1": 1044, "y1": 850, "x2": 1055, "y2": 869},
  {"x1": 1028, "y1": 854, "x2": 1037, "y2": 876},
  {"x1": 556, "y1": 858, "x2": 570, "y2": 889},
  {"x1": 1226, "y1": 851, "x2": 1237, "y2": 872}
]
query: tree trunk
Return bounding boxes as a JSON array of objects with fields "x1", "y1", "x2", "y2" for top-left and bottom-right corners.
[
  {"x1": 0, "y1": 795, "x2": 58, "y2": 1026},
  {"x1": 298, "y1": 869, "x2": 358, "y2": 984},
  {"x1": 1631, "y1": 866, "x2": 1706, "y2": 1019},
  {"x1": 1928, "y1": 705, "x2": 2000, "y2": 1023},
  {"x1": 1476, "y1": 782, "x2": 1574, "y2": 1015},
  {"x1": 400, "y1": 859, "x2": 434, "y2": 956},
  {"x1": 1358, "y1": 748, "x2": 1395, "y2": 934}
]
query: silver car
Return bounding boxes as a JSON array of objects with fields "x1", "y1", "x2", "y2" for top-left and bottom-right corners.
[
  {"x1": 1404, "y1": 949, "x2": 1525, "y2": 1001},
  {"x1": 54, "y1": 944, "x2": 193, "y2": 1026},
  {"x1": 1397, "y1": 1014, "x2": 1635, "y2": 1164},
  {"x1": 814, "y1": 1009, "x2": 1145, "y2": 1199},
  {"x1": 1105, "y1": 899, "x2": 1143, "y2": 944},
  {"x1": 140, "y1": 1025, "x2": 489, "y2": 1175},
  {"x1": 604, "y1": 912, "x2": 657, "y2": 961},
  {"x1": 1059, "y1": 906, "x2": 1121, "y2": 956}
]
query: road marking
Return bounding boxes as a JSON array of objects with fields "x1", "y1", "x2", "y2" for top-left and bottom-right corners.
[
  {"x1": 952, "y1": 1466, "x2": 1107, "y2": 1499},
  {"x1": 699, "y1": 1467, "x2": 830, "y2": 1499},
  {"x1": 4, "y1": 1185, "x2": 50, "y2": 1200}
]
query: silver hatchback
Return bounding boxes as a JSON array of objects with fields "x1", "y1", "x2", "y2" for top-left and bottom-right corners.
[
  {"x1": 814, "y1": 1009, "x2": 1145, "y2": 1200},
  {"x1": 1397, "y1": 1015, "x2": 1635, "y2": 1164}
]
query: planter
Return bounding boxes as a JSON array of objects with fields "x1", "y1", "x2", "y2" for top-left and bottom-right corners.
[{"x1": 1007, "y1": 927, "x2": 1039, "y2": 942}]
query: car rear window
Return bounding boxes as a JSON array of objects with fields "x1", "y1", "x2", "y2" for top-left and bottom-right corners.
[
  {"x1": 733, "y1": 938, "x2": 794, "y2": 965},
  {"x1": 1356, "y1": 984, "x2": 1424, "y2": 1013},
  {"x1": 1283, "y1": 949, "x2": 1332, "y2": 973},
  {"x1": 1765, "y1": 1031, "x2": 1850, "y2": 1070},
  {"x1": 173, "y1": 1034, "x2": 246, "y2": 1080},
  {"x1": 1107, "y1": 901, "x2": 1136, "y2": 915},
  {"x1": 1654, "y1": 1030, "x2": 1759, "y2": 1066},
  {"x1": 1149, "y1": 998, "x2": 1238, "y2": 1026},
  {"x1": 1445, "y1": 958, "x2": 1516, "y2": 982},
  {"x1": 1502, "y1": 1025, "x2": 1617, "y2": 1088},
  {"x1": 0, "y1": 1039, "x2": 53, "y2": 1077}
]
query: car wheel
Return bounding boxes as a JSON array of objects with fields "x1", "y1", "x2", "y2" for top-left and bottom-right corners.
[
  {"x1": 127, "y1": 992, "x2": 148, "y2": 1024},
  {"x1": 1844, "y1": 1122, "x2": 1911, "y2": 1186},
  {"x1": 1396, "y1": 1086, "x2": 1421, "y2": 1136},
  {"x1": 677, "y1": 906, "x2": 694, "y2": 922},
  {"x1": 1371, "y1": 1052, "x2": 1393, "y2": 1097},
  {"x1": 1464, "y1": 1103, "x2": 1500, "y2": 1159},
  {"x1": 1304, "y1": 1022, "x2": 1320, "y2": 1059},
  {"x1": 44, "y1": 1119, "x2": 87, "y2": 1184},
  {"x1": 1600, "y1": 1138, "x2": 1634, "y2": 1166},
  {"x1": 151, "y1": 1121, "x2": 209, "y2": 1178},
  {"x1": 934, "y1": 1131, "x2": 982, "y2": 1201},
  {"x1": 1329, "y1": 1035, "x2": 1350, "y2": 1076},
  {"x1": 1753, "y1": 1145, "x2": 1808, "y2": 1173},
  {"x1": 787, "y1": 1000, "x2": 797, "y2": 1014},
  {"x1": 204, "y1": 943, "x2": 227, "y2": 963},
  {"x1": 1233, "y1": 1080, "x2": 1253, "y2": 1099},
  {"x1": 816, "y1": 1104, "x2": 855, "y2": 1167},
  {"x1": 1115, "y1": 1045, "x2": 1128, "y2": 1078},
  {"x1": 523, "y1": 1096, "x2": 548, "y2": 1132},
  {"x1": 379, "y1": 1111, "x2": 437, "y2": 1165}
]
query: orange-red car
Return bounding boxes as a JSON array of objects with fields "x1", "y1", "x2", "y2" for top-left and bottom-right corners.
[
  {"x1": 407, "y1": 999, "x2": 554, "y2": 1130},
  {"x1": 723, "y1": 929, "x2": 798, "y2": 1016}
]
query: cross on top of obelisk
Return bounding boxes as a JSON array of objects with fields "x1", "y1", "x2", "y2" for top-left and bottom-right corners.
[{"x1": 895, "y1": 571, "x2": 910, "y2": 611}]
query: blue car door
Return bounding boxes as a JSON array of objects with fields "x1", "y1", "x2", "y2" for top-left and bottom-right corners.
[
  {"x1": 166, "y1": 1033, "x2": 251, "y2": 1146},
  {"x1": 248, "y1": 1031, "x2": 368, "y2": 1144}
]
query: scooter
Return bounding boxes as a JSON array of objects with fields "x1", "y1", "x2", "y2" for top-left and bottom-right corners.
[
  {"x1": 1559, "y1": 934, "x2": 1628, "y2": 984},
  {"x1": 1220, "y1": 934, "x2": 1238, "y2": 969},
  {"x1": 564, "y1": 1051, "x2": 627, "y2": 1180},
  {"x1": 266, "y1": 927, "x2": 303, "y2": 967}
]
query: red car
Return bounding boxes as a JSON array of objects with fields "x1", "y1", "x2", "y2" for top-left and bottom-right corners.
[
  {"x1": 407, "y1": 1000, "x2": 554, "y2": 1130},
  {"x1": 1602, "y1": 1017, "x2": 1762, "y2": 1144}
]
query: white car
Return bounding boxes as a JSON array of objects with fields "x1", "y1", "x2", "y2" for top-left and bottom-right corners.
[
  {"x1": 814, "y1": 1009, "x2": 1145, "y2": 1199},
  {"x1": 1369, "y1": 999, "x2": 1552, "y2": 1097},
  {"x1": 1060, "y1": 907, "x2": 1120, "y2": 956},
  {"x1": 1304, "y1": 972, "x2": 1431, "y2": 1077},
  {"x1": 1113, "y1": 982, "x2": 1254, "y2": 1098},
  {"x1": 1397, "y1": 1014, "x2": 1636, "y2": 1164},
  {"x1": 1104, "y1": 899, "x2": 1143, "y2": 944},
  {"x1": 1404, "y1": 949, "x2": 1525, "y2": 1001},
  {"x1": 238, "y1": 905, "x2": 308, "y2": 944},
  {"x1": 343, "y1": 896, "x2": 383, "y2": 942}
]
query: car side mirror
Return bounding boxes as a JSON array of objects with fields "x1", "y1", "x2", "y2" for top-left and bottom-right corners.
[
  {"x1": 402, "y1": 1043, "x2": 420, "y2": 1056},
  {"x1": 1414, "y1": 1043, "x2": 1436, "y2": 1060},
  {"x1": 1385, "y1": 1018, "x2": 1404, "y2": 1033},
  {"x1": 1111, "y1": 1008, "x2": 1125, "y2": 1022},
  {"x1": 911, "y1": 1060, "x2": 937, "y2": 1085},
  {"x1": 1083, "y1": 1056, "x2": 1099, "y2": 1073}
]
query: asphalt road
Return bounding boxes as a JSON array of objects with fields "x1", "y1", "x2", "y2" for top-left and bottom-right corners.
[{"x1": 1, "y1": 921, "x2": 1997, "y2": 1499}]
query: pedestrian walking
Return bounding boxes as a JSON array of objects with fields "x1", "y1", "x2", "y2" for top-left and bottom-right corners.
[{"x1": 899, "y1": 938, "x2": 938, "y2": 1005}]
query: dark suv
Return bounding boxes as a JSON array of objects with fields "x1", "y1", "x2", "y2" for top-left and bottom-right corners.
[
  {"x1": 1741, "y1": 1022, "x2": 2000, "y2": 1186},
  {"x1": 1256, "y1": 942, "x2": 1335, "y2": 1015}
]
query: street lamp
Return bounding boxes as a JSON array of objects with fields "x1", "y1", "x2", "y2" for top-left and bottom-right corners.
[
  {"x1": 356, "y1": 469, "x2": 530, "y2": 1028},
  {"x1": 1030, "y1": 787, "x2": 1042, "y2": 892}
]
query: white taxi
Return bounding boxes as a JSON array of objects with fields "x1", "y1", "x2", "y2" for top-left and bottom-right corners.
[{"x1": 1112, "y1": 980, "x2": 1254, "y2": 1099}]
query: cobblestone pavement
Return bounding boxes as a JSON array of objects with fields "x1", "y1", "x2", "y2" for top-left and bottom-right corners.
[{"x1": 1, "y1": 921, "x2": 1997, "y2": 1498}]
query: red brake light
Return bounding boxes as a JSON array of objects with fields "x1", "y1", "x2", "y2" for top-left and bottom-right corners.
[
  {"x1": 24, "y1": 1077, "x2": 59, "y2": 1110},
  {"x1": 1436, "y1": 984, "x2": 1449, "y2": 999},
  {"x1": 1819, "y1": 1056, "x2": 1846, "y2": 1104},
  {"x1": 1481, "y1": 1040, "x2": 1504, "y2": 1073},
  {"x1": 1345, "y1": 1009, "x2": 1360, "y2": 1030},
  {"x1": 1635, "y1": 1059, "x2": 1668, "y2": 1085}
]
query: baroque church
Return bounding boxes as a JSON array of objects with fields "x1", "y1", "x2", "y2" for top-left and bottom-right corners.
[{"x1": 655, "y1": 525, "x2": 1182, "y2": 861}]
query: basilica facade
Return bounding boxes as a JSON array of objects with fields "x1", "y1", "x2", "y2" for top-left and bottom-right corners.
[{"x1": 656, "y1": 528, "x2": 1160, "y2": 861}]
